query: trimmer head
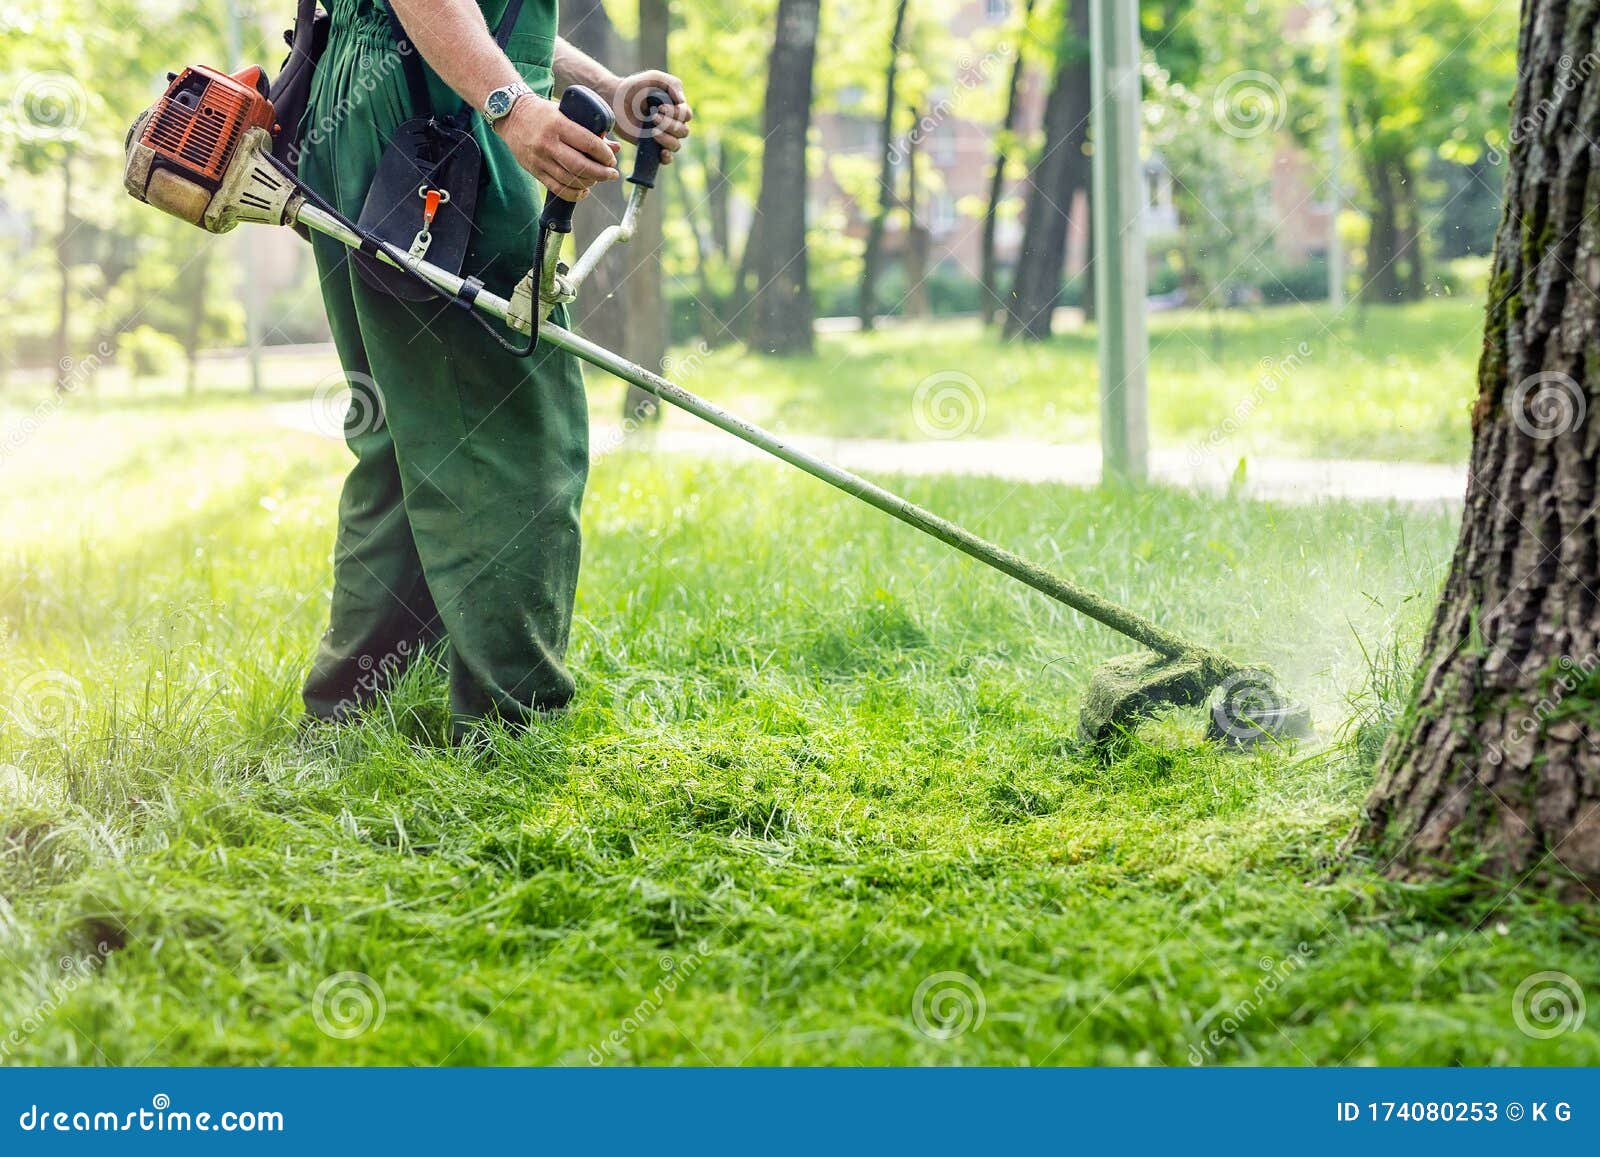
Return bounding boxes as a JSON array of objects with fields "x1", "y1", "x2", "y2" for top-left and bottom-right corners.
[{"x1": 1078, "y1": 651, "x2": 1312, "y2": 750}]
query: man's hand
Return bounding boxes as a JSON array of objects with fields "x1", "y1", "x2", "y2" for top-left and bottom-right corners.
[
  {"x1": 609, "y1": 71, "x2": 693, "y2": 165},
  {"x1": 496, "y1": 96, "x2": 621, "y2": 201}
]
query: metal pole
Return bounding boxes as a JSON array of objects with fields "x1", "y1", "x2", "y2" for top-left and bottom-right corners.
[
  {"x1": 1089, "y1": 0, "x2": 1148, "y2": 483},
  {"x1": 224, "y1": 0, "x2": 265, "y2": 393},
  {"x1": 1324, "y1": 0, "x2": 1346, "y2": 309}
]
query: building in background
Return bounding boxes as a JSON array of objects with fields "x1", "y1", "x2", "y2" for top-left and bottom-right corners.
[{"x1": 811, "y1": 0, "x2": 1330, "y2": 308}]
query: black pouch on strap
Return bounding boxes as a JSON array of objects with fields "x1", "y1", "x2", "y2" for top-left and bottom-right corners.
[
  {"x1": 352, "y1": 0, "x2": 523, "y2": 301},
  {"x1": 353, "y1": 118, "x2": 483, "y2": 301}
]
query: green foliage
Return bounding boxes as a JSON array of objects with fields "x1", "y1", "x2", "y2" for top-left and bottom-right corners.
[
  {"x1": 118, "y1": 325, "x2": 185, "y2": 378},
  {"x1": 1, "y1": 0, "x2": 254, "y2": 371}
]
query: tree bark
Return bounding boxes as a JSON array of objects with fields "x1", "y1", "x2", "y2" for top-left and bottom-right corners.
[
  {"x1": 1396, "y1": 153, "x2": 1426, "y2": 300},
  {"x1": 1357, "y1": 0, "x2": 1600, "y2": 892},
  {"x1": 979, "y1": 0, "x2": 1035, "y2": 327},
  {"x1": 857, "y1": 0, "x2": 912, "y2": 331},
  {"x1": 903, "y1": 104, "x2": 931, "y2": 318},
  {"x1": 1002, "y1": 0, "x2": 1090, "y2": 342},
  {"x1": 746, "y1": 0, "x2": 820, "y2": 355},
  {"x1": 620, "y1": 0, "x2": 671, "y2": 421}
]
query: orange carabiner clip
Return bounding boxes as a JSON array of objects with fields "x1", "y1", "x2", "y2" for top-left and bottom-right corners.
[{"x1": 422, "y1": 188, "x2": 443, "y2": 227}]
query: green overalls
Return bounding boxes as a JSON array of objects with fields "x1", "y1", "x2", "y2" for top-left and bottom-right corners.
[{"x1": 300, "y1": 0, "x2": 589, "y2": 738}]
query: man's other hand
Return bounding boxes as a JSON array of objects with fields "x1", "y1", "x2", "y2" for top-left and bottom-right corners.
[
  {"x1": 497, "y1": 96, "x2": 622, "y2": 200},
  {"x1": 610, "y1": 71, "x2": 693, "y2": 165}
]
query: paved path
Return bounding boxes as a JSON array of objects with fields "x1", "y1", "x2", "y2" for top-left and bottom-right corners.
[{"x1": 269, "y1": 399, "x2": 1465, "y2": 506}]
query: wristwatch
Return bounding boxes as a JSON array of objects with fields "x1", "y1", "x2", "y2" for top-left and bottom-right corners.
[{"x1": 482, "y1": 81, "x2": 535, "y2": 128}]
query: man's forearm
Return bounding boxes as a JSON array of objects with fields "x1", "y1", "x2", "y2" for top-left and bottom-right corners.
[
  {"x1": 390, "y1": 0, "x2": 522, "y2": 113},
  {"x1": 553, "y1": 37, "x2": 620, "y2": 101}
]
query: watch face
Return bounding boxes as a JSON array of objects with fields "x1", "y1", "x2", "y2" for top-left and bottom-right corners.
[{"x1": 486, "y1": 90, "x2": 513, "y2": 119}]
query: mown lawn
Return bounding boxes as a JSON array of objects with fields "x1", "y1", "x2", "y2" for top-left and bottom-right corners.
[
  {"x1": 654, "y1": 298, "x2": 1484, "y2": 463},
  {"x1": 1, "y1": 387, "x2": 1595, "y2": 1066}
]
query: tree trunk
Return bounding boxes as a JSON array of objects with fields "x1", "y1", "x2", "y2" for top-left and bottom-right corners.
[
  {"x1": 1002, "y1": 0, "x2": 1090, "y2": 342},
  {"x1": 708, "y1": 137, "x2": 733, "y2": 266},
  {"x1": 1396, "y1": 153, "x2": 1426, "y2": 300},
  {"x1": 979, "y1": 0, "x2": 1035, "y2": 327},
  {"x1": 746, "y1": 0, "x2": 820, "y2": 355},
  {"x1": 1361, "y1": 153, "x2": 1406, "y2": 303},
  {"x1": 52, "y1": 149, "x2": 74, "y2": 393},
  {"x1": 857, "y1": 0, "x2": 912, "y2": 331},
  {"x1": 616, "y1": 0, "x2": 671, "y2": 422},
  {"x1": 903, "y1": 105, "x2": 930, "y2": 319},
  {"x1": 1357, "y1": 0, "x2": 1600, "y2": 892},
  {"x1": 559, "y1": 0, "x2": 630, "y2": 360},
  {"x1": 682, "y1": 149, "x2": 728, "y2": 345}
]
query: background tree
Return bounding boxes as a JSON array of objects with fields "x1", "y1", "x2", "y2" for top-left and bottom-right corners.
[
  {"x1": 559, "y1": 0, "x2": 630, "y2": 360},
  {"x1": 1001, "y1": 0, "x2": 1089, "y2": 342},
  {"x1": 1342, "y1": 0, "x2": 1515, "y2": 303},
  {"x1": 745, "y1": 0, "x2": 821, "y2": 354},
  {"x1": 1358, "y1": 0, "x2": 1600, "y2": 890},
  {"x1": 978, "y1": 0, "x2": 1037, "y2": 328},
  {"x1": 855, "y1": 0, "x2": 911, "y2": 331}
]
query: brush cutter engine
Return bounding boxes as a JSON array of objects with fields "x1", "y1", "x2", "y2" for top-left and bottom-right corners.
[{"x1": 124, "y1": 66, "x2": 303, "y2": 234}]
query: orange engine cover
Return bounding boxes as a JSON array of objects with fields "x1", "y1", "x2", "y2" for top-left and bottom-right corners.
[{"x1": 139, "y1": 66, "x2": 277, "y2": 189}]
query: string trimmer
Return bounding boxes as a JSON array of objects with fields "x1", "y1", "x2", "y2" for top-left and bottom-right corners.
[{"x1": 122, "y1": 64, "x2": 1311, "y2": 749}]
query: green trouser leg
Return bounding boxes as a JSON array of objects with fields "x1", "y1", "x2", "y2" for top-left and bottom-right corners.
[{"x1": 300, "y1": 2, "x2": 588, "y2": 738}]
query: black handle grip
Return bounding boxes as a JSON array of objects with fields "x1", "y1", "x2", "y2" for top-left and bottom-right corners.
[
  {"x1": 628, "y1": 89, "x2": 671, "y2": 189},
  {"x1": 540, "y1": 85, "x2": 616, "y2": 234}
]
